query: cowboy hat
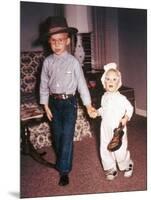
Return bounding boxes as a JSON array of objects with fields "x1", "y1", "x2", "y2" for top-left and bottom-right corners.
[{"x1": 44, "y1": 16, "x2": 78, "y2": 37}]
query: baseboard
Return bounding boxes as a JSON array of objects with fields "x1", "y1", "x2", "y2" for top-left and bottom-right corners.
[{"x1": 135, "y1": 108, "x2": 147, "y2": 117}]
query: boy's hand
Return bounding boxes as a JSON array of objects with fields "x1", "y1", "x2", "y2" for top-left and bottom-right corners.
[
  {"x1": 44, "y1": 105, "x2": 53, "y2": 121},
  {"x1": 86, "y1": 105, "x2": 98, "y2": 118},
  {"x1": 89, "y1": 110, "x2": 98, "y2": 118}
]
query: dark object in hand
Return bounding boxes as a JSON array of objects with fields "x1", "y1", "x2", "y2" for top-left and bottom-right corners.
[{"x1": 107, "y1": 123, "x2": 124, "y2": 152}]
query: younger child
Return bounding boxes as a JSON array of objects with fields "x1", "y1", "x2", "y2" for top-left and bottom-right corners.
[{"x1": 94, "y1": 63, "x2": 134, "y2": 180}]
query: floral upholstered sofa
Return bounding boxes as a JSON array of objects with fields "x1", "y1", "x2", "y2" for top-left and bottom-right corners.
[{"x1": 21, "y1": 51, "x2": 92, "y2": 149}]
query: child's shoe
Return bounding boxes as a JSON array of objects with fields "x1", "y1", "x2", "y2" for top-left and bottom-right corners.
[
  {"x1": 105, "y1": 168, "x2": 118, "y2": 180},
  {"x1": 124, "y1": 163, "x2": 134, "y2": 178}
]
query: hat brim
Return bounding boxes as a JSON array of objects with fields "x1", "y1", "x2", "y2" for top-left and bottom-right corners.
[{"x1": 47, "y1": 27, "x2": 78, "y2": 37}]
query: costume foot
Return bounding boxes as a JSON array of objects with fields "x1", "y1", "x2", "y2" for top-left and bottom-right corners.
[
  {"x1": 124, "y1": 163, "x2": 134, "y2": 178},
  {"x1": 105, "y1": 168, "x2": 118, "y2": 180}
]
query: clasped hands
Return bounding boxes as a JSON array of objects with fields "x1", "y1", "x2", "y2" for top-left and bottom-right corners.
[
  {"x1": 44, "y1": 104, "x2": 98, "y2": 121},
  {"x1": 86, "y1": 105, "x2": 98, "y2": 119}
]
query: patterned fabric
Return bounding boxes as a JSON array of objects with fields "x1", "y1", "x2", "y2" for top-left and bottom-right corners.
[
  {"x1": 29, "y1": 122, "x2": 51, "y2": 149},
  {"x1": 21, "y1": 102, "x2": 44, "y2": 121},
  {"x1": 74, "y1": 105, "x2": 92, "y2": 141},
  {"x1": 21, "y1": 51, "x2": 45, "y2": 97},
  {"x1": 21, "y1": 51, "x2": 92, "y2": 149}
]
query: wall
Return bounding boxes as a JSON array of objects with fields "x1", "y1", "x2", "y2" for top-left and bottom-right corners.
[
  {"x1": 20, "y1": 1, "x2": 63, "y2": 51},
  {"x1": 118, "y1": 8, "x2": 147, "y2": 115}
]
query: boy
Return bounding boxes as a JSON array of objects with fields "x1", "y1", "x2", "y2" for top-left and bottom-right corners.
[{"x1": 40, "y1": 16, "x2": 95, "y2": 186}]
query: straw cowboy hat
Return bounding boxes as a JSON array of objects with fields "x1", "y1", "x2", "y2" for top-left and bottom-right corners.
[{"x1": 44, "y1": 16, "x2": 78, "y2": 37}]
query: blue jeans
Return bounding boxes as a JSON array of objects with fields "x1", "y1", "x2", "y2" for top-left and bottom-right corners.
[{"x1": 49, "y1": 96, "x2": 77, "y2": 174}]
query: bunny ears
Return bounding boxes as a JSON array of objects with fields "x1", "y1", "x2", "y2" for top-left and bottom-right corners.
[
  {"x1": 104, "y1": 62, "x2": 117, "y2": 72},
  {"x1": 101, "y1": 62, "x2": 122, "y2": 90}
]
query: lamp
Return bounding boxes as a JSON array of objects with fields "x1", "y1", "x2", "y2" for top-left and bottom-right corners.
[{"x1": 65, "y1": 5, "x2": 92, "y2": 67}]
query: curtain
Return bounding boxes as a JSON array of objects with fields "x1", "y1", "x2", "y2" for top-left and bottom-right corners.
[{"x1": 91, "y1": 7, "x2": 106, "y2": 69}]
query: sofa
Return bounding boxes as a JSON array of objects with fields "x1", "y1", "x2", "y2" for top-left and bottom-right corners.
[{"x1": 20, "y1": 51, "x2": 92, "y2": 150}]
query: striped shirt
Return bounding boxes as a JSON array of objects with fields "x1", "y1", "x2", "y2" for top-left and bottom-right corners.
[{"x1": 40, "y1": 51, "x2": 91, "y2": 106}]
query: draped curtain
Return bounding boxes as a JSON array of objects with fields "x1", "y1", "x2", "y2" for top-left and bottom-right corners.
[{"x1": 91, "y1": 7, "x2": 106, "y2": 69}]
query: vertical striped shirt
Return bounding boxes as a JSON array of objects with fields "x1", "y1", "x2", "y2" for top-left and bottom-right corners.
[{"x1": 40, "y1": 51, "x2": 91, "y2": 106}]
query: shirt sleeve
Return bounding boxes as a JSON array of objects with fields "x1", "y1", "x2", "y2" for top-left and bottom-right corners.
[
  {"x1": 74, "y1": 60, "x2": 91, "y2": 106},
  {"x1": 40, "y1": 59, "x2": 50, "y2": 105}
]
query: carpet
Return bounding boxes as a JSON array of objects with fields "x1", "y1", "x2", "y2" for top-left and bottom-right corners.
[{"x1": 20, "y1": 114, "x2": 147, "y2": 198}]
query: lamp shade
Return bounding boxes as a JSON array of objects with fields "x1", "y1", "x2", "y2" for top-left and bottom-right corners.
[{"x1": 65, "y1": 5, "x2": 92, "y2": 33}]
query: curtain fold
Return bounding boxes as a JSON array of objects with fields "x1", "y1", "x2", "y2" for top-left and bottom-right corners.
[{"x1": 91, "y1": 7, "x2": 106, "y2": 69}]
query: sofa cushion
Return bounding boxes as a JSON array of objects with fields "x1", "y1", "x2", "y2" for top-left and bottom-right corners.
[{"x1": 21, "y1": 51, "x2": 45, "y2": 103}]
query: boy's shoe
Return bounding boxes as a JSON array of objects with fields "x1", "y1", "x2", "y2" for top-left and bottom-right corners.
[
  {"x1": 59, "y1": 174, "x2": 69, "y2": 186},
  {"x1": 124, "y1": 163, "x2": 134, "y2": 178},
  {"x1": 105, "y1": 168, "x2": 118, "y2": 180}
]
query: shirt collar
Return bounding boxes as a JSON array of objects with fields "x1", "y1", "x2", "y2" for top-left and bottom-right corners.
[
  {"x1": 53, "y1": 51, "x2": 68, "y2": 59},
  {"x1": 106, "y1": 91, "x2": 120, "y2": 96}
]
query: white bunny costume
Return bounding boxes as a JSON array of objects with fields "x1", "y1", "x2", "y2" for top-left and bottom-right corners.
[{"x1": 97, "y1": 63, "x2": 134, "y2": 172}]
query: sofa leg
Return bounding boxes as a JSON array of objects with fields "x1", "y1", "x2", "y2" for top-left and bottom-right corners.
[
  {"x1": 21, "y1": 122, "x2": 55, "y2": 168},
  {"x1": 21, "y1": 124, "x2": 30, "y2": 155}
]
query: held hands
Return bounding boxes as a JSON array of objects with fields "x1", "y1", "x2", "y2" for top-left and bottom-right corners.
[
  {"x1": 86, "y1": 104, "x2": 98, "y2": 119},
  {"x1": 44, "y1": 105, "x2": 53, "y2": 121},
  {"x1": 44, "y1": 104, "x2": 99, "y2": 120}
]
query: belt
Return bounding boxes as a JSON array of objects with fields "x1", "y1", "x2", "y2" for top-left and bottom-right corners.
[{"x1": 51, "y1": 93, "x2": 74, "y2": 100}]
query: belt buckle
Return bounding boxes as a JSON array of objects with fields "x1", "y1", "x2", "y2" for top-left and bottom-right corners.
[{"x1": 62, "y1": 94, "x2": 66, "y2": 99}]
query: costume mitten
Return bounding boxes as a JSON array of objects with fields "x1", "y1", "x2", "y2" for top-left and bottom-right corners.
[{"x1": 107, "y1": 123, "x2": 124, "y2": 152}]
